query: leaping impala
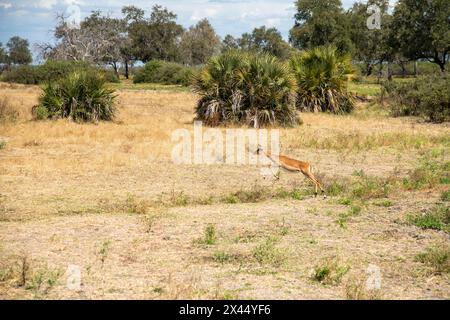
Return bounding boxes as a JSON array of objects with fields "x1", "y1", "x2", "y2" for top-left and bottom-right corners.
[{"x1": 256, "y1": 145, "x2": 326, "y2": 198}]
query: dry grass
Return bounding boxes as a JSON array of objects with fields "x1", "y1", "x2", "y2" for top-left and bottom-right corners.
[{"x1": 0, "y1": 82, "x2": 449, "y2": 299}]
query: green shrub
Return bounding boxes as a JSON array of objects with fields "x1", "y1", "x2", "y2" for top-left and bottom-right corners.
[
  {"x1": 441, "y1": 190, "x2": 450, "y2": 202},
  {"x1": 193, "y1": 51, "x2": 299, "y2": 127},
  {"x1": 133, "y1": 60, "x2": 194, "y2": 86},
  {"x1": 290, "y1": 46, "x2": 355, "y2": 114},
  {"x1": 1, "y1": 61, "x2": 120, "y2": 85},
  {"x1": 407, "y1": 205, "x2": 449, "y2": 233},
  {"x1": 1, "y1": 65, "x2": 40, "y2": 84},
  {"x1": 35, "y1": 71, "x2": 116, "y2": 122},
  {"x1": 311, "y1": 258, "x2": 350, "y2": 285},
  {"x1": 382, "y1": 74, "x2": 450, "y2": 123}
]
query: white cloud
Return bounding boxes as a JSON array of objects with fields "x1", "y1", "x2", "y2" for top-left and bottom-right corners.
[
  {"x1": 34, "y1": 0, "x2": 57, "y2": 9},
  {"x1": 0, "y1": 2, "x2": 12, "y2": 9},
  {"x1": 190, "y1": 7, "x2": 219, "y2": 21}
]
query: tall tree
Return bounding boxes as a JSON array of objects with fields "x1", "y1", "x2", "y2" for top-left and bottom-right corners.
[
  {"x1": 42, "y1": 12, "x2": 123, "y2": 65},
  {"x1": 82, "y1": 11, "x2": 127, "y2": 76},
  {"x1": 0, "y1": 42, "x2": 6, "y2": 64},
  {"x1": 179, "y1": 19, "x2": 221, "y2": 65},
  {"x1": 239, "y1": 26, "x2": 292, "y2": 59},
  {"x1": 390, "y1": 0, "x2": 449, "y2": 72},
  {"x1": 127, "y1": 5, "x2": 184, "y2": 62},
  {"x1": 7, "y1": 36, "x2": 32, "y2": 65},
  {"x1": 289, "y1": 0, "x2": 352, "y2": 53},
  {"x1": 222, "y1": 35, "x2": 239, "y2": 52},
  {"x1": 348, "y1": 0, "x2": 391, "y2": 76}
]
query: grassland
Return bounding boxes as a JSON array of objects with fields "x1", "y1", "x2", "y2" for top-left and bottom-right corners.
[{"x1": 0, "y1": 81, "x2": 449, "y2": 299}]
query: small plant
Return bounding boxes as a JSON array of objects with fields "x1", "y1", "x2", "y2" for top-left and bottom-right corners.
[
  {"x1": 374, "y1": 200, "x2": 393, "y2": 207},
  {"x1": 98, "y1": 240, "x2": 112, "y2": 264},
  {"x1": 203, "y1": 224, "x2": 217, "y2": 245},
  {"x1": 26, "y1": 268, "x2": 62, "y2": 296},
  {"x1": 441, "y1": 190, "x2": 450, "y2": 202},
  {"x1": 326, "y1": 181, "x2": 346, "y2": 196},
  {"x1": 252, "y1": 237, "x2": 285, "y2": 267},
  {"x1": 311, "y1": 258, "x2": 350, "y2": 285},
  {"x1": 407, "y1": 205, "x2": 449, "y2": 233},
  {"x1": 212, "y1": 251, "x2": 233, "y2": 264},
  {"x1": 125, "y1": 194, "x2": 149, "y2": 215},
  {"x1": 338, "y1": 198, "x2": 352, "y2": 206},
  {"x1": 415, "y1": 244, "x2": 450, "y2": 274},
  {"x1": 403, "y1": 159, "x2": 450, "y2": 190},
  {"x1": 335, "y1": 206, "x2": 362, "y2": 229},
  {"x1": 351, "y1": 176, "x2": 390, "y2": 200},
  {"x1": 0, "y1": 141, "x2": 6, "y2": 150}
]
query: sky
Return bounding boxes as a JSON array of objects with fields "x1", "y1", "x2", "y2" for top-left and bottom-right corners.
[{"x1": 0, "y1": 0, "x2": 363, "y2": 58}]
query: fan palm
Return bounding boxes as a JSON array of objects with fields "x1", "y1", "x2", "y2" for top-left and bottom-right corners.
[
  {"x1": 192, "y1": 51, "x2": 299, "y2": 127},
  {"x1": 290, "y1": 46, "x2": 355, "y2": 113}
]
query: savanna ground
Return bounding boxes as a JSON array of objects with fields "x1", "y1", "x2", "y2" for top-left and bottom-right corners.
[{"x1": 0, "y1": 80, "x2": 449, "y2": 300}]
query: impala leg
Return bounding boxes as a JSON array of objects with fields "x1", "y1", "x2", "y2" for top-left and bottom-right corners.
[{"x1": 303, "y1": 171, "x2": 326, "y2": 198}]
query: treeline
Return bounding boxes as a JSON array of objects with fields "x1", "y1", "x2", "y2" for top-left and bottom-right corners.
[{"x1": 0, "y1": 0, "x2": 448, "y2": 80}]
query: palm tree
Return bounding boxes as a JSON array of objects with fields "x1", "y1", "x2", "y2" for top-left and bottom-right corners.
[
  {"x1": 290, "y1": 46, "x2": 355, "y2": 114},
  {"x1": 192, "y1": 51, "x2": 299, "y2": 127}
]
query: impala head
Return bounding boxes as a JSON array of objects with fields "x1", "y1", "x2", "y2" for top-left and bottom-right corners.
[{"x1": 256, "y1": 145, "x2": 264, "y2": 155}]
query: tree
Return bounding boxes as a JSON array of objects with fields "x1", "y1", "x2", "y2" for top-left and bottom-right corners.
[
  {"x1": 390, "y1": 0, "x2": 449, "y2": 72},
  {"x1": 82, "y1": 11, "x2": 127, "y2": 77},
  {"x1": 7, "y1": 36, "x2": 32, "y2": 65},
  {"x1": 289, "y1": 0, "x2": 352, "y2": 53},
  {"x1": 179, "y1": 19, "x2": 221, "y2": 65},
  {"x1": 42, "y1": 12, "x2": 122, "y2": 65},
  {"x1": 127, "y1": 5, "x2": 184, "y2": 62},
  {"x1": 222, "y1": 35, "x2": 239, "y2": 52},
  {"x1": 348, "y1": 0, "x2": 391, "y2": 76},
  {"x1": 0, "y1": 42, "x2": 6, "y2": 65},
  {"x1": 239, "y1": 26, "x2": 292, "y2": 59},
  {"x1": 222, "y1": 27, "x2": 292, "y2": 59}
]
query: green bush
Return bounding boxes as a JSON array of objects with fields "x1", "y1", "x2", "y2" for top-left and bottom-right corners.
[
  {"x1": 290, "y1": 46, "x2": 355, "y2": 114},
  {"x1": 133, "y1": 60, "x2": 194, "y2": 86},
  {"x1": 35, "y1": 71, "x2": 116, "y2": 122},
  {"x1": 193, "y1": 51, "x2": 299, "y2": 127},
  {"x1": 1, "y1": 61, "x2": 120, "y2": 85},
  {"x1": 382, "y1": 74, "x2": 450, "y2": 123},
  {"x1": 1, "y1": 65, "x2": 41, "y2": 84}
]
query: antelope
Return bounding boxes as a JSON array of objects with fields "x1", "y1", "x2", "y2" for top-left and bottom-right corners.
[{"x1": 256, "y1": 145, "x2": 326, "y2": 198}]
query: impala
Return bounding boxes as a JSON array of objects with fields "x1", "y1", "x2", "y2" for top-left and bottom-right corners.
[{"x1": 256, "y1": 145, "x2": 326, "y2": 198}]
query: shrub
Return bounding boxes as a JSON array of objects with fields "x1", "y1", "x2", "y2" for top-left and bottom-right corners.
[
  {"x1": 407, "y1": 205, "x2": 449, "y2": 233},
  {"x1": 290, "y1": 46, "x2": 355, "y2": 113},
  {"x1": 193, "y1": 51, "x2": 299, "y2": 127},
  {"x1": 1, "y1": 61, "x2": 120, "y2": 85},
  {"x1": 311, "y1": 258, "x2": 350, "y2": 285},
  {"x1": 34, "y1": 71, "x2": 116, "y2": 122},
  {"x1": 133, "y1": 60, "x2": 194, "y2": 86},
  {"x1": 382, "y1": 74, "x2": 450, "y2": 123},
  {"x1": 1, "y1": 65, "x2": 40, "y2": 84}
]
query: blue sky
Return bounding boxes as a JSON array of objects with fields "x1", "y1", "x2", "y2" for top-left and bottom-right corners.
[{"x1": 0, "y1": 0, "x2": 361, "y2": 55}]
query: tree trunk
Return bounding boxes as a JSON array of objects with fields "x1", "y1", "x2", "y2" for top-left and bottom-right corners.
[
  {"x1": 387, "y1": 62, "x2": 393, "y2": 81},
  {"x1": 113, "y1": 63, "x2": 119, "y2": 78},
  {"x1": 124, "y1": 60, "x2": 129, "y2": 80},
  {"x1": 365, "y1": 63, "x2": 373, "y2": 77},
  {"x1": 413, "y1": 60, "x2": 417, "y2": 77}
]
